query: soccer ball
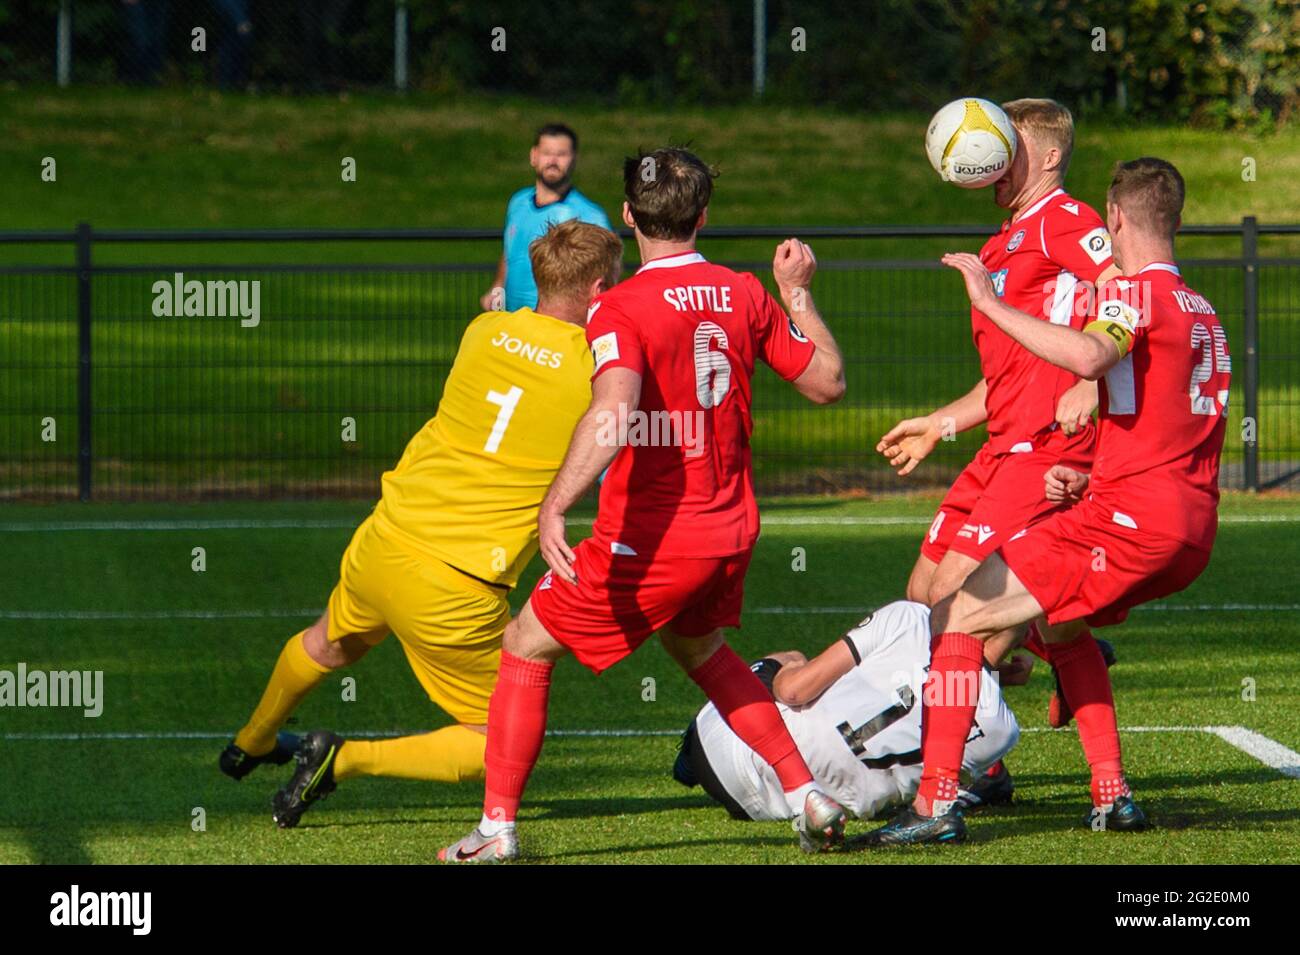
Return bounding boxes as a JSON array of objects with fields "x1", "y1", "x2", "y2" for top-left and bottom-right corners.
[{"x1": 925, "y1": 98, "x2": 1017, "y2": 188}]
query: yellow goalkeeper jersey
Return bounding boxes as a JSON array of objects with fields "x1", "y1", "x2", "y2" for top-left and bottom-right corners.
[{"x1": 371, "y1": 307, "x2": 592, "y2": 587}]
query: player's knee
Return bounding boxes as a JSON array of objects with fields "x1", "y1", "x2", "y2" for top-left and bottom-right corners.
[
  {"x1": 906, "y1": 561, "x2": 934, "y2": 605},
  {"x1": 502, "y1": 605, "x2": 567, "y2": 663},
  {"x1": 302, "y1": 621, "x2": 348, "y2": 669},
  {"x1": 928, "y1": 554, "x2": 979, "y2": 608},
  {"x1": 501, "y1": 615, "x2": 526, "y2": 656},
  {"x1": 663, "y1": 628, "x2": 724, "y2": 671}
]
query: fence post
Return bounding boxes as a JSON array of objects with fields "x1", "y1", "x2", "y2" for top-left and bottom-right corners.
[
  {"x1": 76, "y1": 222, "x2": 93, "y2": 502},
  {"x1": 394, "y1": 1, "x2": 409, "y2": 92},
  {"x1": 752, "y1": 0, "x2": 766, "y2": 97},
  {"x1": 56, "y1": 0, "x2": 72, "y2": 87},
  {"x1": 1242, "y1": 215, "x2": 1259, "y2": 492}
]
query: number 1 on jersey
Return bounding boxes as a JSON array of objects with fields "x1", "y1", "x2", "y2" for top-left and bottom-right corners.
[{"x1": 484, "y1": 385, "x2": 524, "y2": 453}]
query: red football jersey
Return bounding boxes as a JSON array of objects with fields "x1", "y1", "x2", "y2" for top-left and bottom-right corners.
[
  {"x1": 976, "y1": 188, "x2": 1115, "y2": 451},
  {"x1": 1089, "y1": 263, "x2": 1231, "y2": 548},
  {"x1": 585, "y1": 251, "x2": 816, "y2": 558}
]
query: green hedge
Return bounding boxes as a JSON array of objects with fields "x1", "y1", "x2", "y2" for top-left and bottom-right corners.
[{"x1": 1, "y1": 0, "x2": 1295, "y2": 127}]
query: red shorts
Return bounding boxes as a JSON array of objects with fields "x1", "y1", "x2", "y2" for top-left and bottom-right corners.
[
  {"x1": 999, "y1": 496, "x2": 1213, "y2": 628},
  {"x1": 921, "y1": 427, "x2": 1095, "y2": 565},
  {"x1": 529, "y1": 537, "x2": 753, "y2": 674}
]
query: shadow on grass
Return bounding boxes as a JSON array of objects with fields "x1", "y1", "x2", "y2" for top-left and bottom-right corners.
[{"x1": 10, "y1": 825, "x2": 94, "y2": 865}]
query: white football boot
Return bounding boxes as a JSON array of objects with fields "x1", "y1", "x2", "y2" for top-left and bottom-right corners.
[{"x1": 438, "y1": 827, "x2": 520, "y2": 864}]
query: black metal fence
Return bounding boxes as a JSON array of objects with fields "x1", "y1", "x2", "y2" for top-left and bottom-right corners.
[{"x1": 1, "y1": 222, "x2": 1296, "y2": 501}]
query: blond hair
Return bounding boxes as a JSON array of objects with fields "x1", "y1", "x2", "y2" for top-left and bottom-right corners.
[
  {"x1": 529, "y1": 220, "x2": 623, "y2": 301},
  {"x1": 1108, "y1": 157, "x2": 1185, "y2": 239},
  {"x1": 1002, "y1": 98, "x2": 1075, "y2": 174}
]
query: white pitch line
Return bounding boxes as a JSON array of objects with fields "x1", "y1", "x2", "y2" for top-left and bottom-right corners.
[
  {"x1": 3, "y1": 513, "x2": 1297, "y2": 532},
  {"x1": 1206, "y1": 726, "x2": 1300, "y2": 779}
]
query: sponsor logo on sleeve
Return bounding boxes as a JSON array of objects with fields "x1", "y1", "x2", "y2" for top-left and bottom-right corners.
[
  {"x1": 590, "y1": 331, "x2": 620, "y2": 372},
  {"x1": 787, "y1": 316, "x2": 809, "y2": 342},
  {"x1": 1099, "y1": 299, "x2": 1140, "y2": 333},
  {"x1": 1079, "y1": 226, "x2": 1112, "y2": 264}
]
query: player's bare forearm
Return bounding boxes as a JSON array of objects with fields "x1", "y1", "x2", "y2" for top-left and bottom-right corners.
[
  {"x1": 540, "y1": 409, "x2": 619, "y2": 520},
  {"x1": 929, "y1": 378, "x2": 988, "y2": 433},
  {"x1": 877, "y1": 379, "x2": 985, "y2": 475},
  {"x1": 540, "y1": 367, "x2": 641, "y2": 521},
  {"x1": 1055, "y1": 377, "x2": 1099, "y2": 435},
  {"x1": 772, "y1": 639, "x2": 855, "y2": 707},
  {"x1": 782, "y1": 291, "x2": 846, "y2": 403},
  {"x1": 980, "y1": 296, "x2": 1116, "y2": 379},
  {"x1": 536, "y1": 374, "x2": 636, "y2": 584},
  {"x1": 782, "y1": 288, "x2": 841, "y2": 372},
  {"x1": 942, "y1": 253, "x2": 1118, "y2": 380},
  {"x1": 773, "y1": 238, "x2": 845, "y2": 403}
]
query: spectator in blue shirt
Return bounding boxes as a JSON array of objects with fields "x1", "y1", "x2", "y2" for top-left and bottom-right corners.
[{"x1": 481, "y1": 124, "x2": 613, "y2": 312}]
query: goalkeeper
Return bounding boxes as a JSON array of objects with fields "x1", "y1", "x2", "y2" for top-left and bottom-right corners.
[{"x1": 219, "y1": 221, "x2": 623, "y2": 827}]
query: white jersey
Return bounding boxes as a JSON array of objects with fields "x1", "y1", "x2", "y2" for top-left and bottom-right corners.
[{"x1": 694, "y1": 600, "x2": 1019, "y2": 821}]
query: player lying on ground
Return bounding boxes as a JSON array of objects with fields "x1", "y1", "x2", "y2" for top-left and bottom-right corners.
[
  {"x1": 440, "y1": 146, "x2": 848, "y2": 863},
  {"x1": 877, "y1": 98, "x2": 1129, "y2": 803},
  {"x1": 219, "y1": 221, "x2": 624, "y2": 826},
  {"x1": 864, "y1": 158, "x2": 1231, "y2": 846},
  {"x1": 673, "y1": 600, "x2": 1019, "y2": 825}
]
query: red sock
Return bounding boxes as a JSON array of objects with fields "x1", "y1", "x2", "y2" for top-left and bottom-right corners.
[
  {"x1": 1045, "y1": 632, "x2": 1128, "y2": 806},
  {"x1": 1022, "y1": 622, "x2": 1050, "y2": 663},
  {"x1": 916, "y1": 631, "x2": 984, "y2": 815},
  {"x1": 689, "y1": 644, "x2": 813, "y2": 792},
  {"x1": 482, "y1": 651, "x2": 553, "y2": 823}
]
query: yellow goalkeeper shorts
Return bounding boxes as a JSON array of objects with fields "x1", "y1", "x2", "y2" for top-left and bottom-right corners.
[{"x1": 326, "y1": 515, "x2": 508, "y2": 726}]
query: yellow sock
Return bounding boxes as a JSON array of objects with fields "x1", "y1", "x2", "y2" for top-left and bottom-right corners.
[
  {"x1": 334, "y1": 725, "x2": 487, "y2": 783},
  {"x1": 234, "y1": 630, "x2": 331, "y2": 756}
]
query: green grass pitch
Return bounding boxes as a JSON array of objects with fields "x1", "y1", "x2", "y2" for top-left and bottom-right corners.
[{"x1": 1, "y1": 493, "x2": 1297, "y2": 864}]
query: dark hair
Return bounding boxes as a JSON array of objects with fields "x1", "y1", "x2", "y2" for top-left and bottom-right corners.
[
  {"x1": 535, "y1": 123, "x2": 578, "y2": 150},
  {"x1": 1107, "y1": 157, "x2": 1185, "y2": 238},
  {"x1": 622, "y1": 146, "x2": 717, "y2": 241}
]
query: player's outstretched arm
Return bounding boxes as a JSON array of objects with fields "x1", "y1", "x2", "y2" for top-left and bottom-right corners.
[
  {"x1": 537, "y1": 367, "x2": 642, "y2": 584},
  {"x1": 942, "y1": 252, "x2": 1121, "y2": 380},
  {"x1": 771, "y1": 639, "x2": 857, "y2": 707},
  {"x1": 773, "y1": 239, "x2": 846, "y2": 405},
  {"x1": 877, "y1": 379, "x2": 987, "y2": 476}
]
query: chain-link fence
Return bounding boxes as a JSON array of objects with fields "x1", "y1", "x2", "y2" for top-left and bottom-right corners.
[{"x1": 1, "y1": 222, "x2": 1295, "y2": 502}]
